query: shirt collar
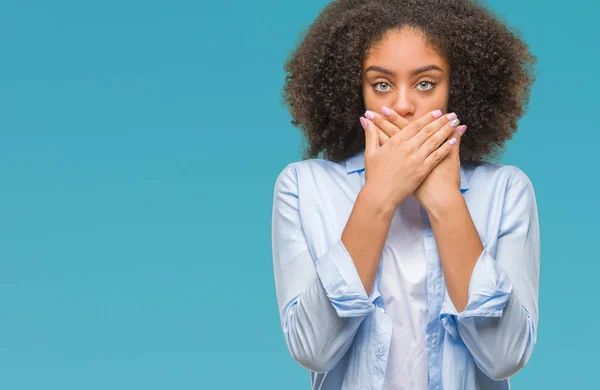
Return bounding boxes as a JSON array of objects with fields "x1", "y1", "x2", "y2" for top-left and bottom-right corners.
[{"x1": 344, "y1": 148, "x2": 471, "y2": 193}]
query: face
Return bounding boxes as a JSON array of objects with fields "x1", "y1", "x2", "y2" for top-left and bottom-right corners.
[{"x1": 362, "y1": 27, "x2": 450, "y2": 121}]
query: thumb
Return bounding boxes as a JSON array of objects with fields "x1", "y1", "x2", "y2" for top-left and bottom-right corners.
[{"x1": 361, "y1": 117, "x2": 379, "y2": 156}]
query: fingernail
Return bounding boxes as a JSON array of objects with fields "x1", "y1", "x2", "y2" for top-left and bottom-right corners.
[
  {"x1": 449, "y1": 137, "x2": 457, "y2": 145},
  {"x1": 364, "y1": 110, "x2": 375, "y2": 120},
  {"x1": 360, "y1": 117, "x2": 368, "y2": 129},
  {"x1": 432, "y1": 109, "x2": 443, "y2": 118},
  {"x1": 447, "y1": 112, "x2": 457, "y2": 121},
  {"x1": 382, "y1": 106, "x2": 392, "y2": 116},
  {"x1": 450, "y1": 118, "x2": 460, "y2": 127},
  {"x1": 458, "y1": 125, "x2": 467, "y2": 136}
]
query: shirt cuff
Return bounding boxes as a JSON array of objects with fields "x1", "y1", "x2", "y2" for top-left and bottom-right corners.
[
  {"x1": 439, "y1": 246, "x2": 513, "y2": 340},
  {"x1": 315, "y1": 237, "x2": 379, "y2": 318}
]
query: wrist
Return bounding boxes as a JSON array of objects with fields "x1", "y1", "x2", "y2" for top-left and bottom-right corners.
[
  {"x1": 359, "y1": 183, "x2": 398, "y2": 219},
  {"x1": 423, "y1": 189, "x2": 465, "y2": 222}
]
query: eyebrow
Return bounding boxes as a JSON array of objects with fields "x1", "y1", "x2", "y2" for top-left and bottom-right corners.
[{"x1": 365, "y1": 64, "x2": 444, "y2": 77}]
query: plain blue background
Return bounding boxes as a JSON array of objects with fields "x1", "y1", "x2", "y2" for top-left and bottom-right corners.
[{"x1": 0, "y1": 0, "x2": 598, "y2": 388}]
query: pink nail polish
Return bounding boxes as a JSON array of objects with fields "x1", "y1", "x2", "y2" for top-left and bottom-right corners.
[
  {"x1": 432, "y1": 110, "x2": 443, "y2": 118},
  {"x1": 364, "y1": 110, "x2": 375, "y2": 120},
  {"x1": 449, "y1": 137, "x2": 457, "y2": 145},
  {"x1": 447, "y1": 112, "x2": 457, "y2": 121},
  {"x1": 458, "y1": 125, "x2": 467, "y2": 136},
  {"x1": 360, "y1": 117, "x2": 368, "y2": 129},
  {"x1": 382, "y1": 106, "x2": 392, "y2": 116}
]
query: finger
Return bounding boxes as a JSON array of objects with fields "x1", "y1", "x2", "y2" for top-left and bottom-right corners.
[
  {"x1": 456, "y1": 124, "x2": 467, "y2": 147},
  {"x1": 394, "y1": 109, "x2": 444, "y2": 142},
  {"x1": 365, "y1": 109, "x2": 401, "y2": 139},
  {"x1": 410, "y1": 112, "x2": 460, "y2": 148},
  {"x1": 360, "y1": 116, "x2": 379, "y2": 156},
  {"x1": 423, "y1": 137, "x2": 457, "y2": 171},
  {"x1": 419, "y1": 120, "x2": 460, "y2": 158},
  {"x1": 381, "y1": 106, "x2": 410, "y2": 130},
  {"x1": 378, "y1": 128, "x2": 390, "y2": 146},
  {"x1": 448, "y1": 124, "x2": 467, "y2": 158}
]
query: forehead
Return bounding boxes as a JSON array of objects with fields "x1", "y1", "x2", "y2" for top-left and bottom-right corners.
[{"x1": 363, "y1": 28, "x2": 448, "y2": 72}]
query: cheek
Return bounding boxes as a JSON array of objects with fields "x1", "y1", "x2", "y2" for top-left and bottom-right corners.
[
  {"x1": 362, "y1": 84, "x2": 385, "y2": 109},
  {"x1": 417, "y1": 89, "x2": 449, "y2": 115},
  {"x1": 361, "y1": 84, "x2": 371, "y2": 105},
  {"x1": 432, "y1": 94, "x2": 449, "y2": 113},
  {"x1": 435, "y1": 84, "x2": 450, "y2": 112}
]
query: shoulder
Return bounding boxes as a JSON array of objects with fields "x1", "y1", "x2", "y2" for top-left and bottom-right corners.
[
  {"x1": 273, "y1": 157, "x2": 348, "y2": 194},
  {"x1": 463, "y1": 161, "x2": 534, "y2": 193},
  {"x1": 462, "y1": 162, "x2": 538, "y2": 235}
]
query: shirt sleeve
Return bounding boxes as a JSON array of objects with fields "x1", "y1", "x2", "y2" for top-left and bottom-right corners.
[
  {"x1": 271, "y1": 163, "x2": 378, "y2": 373},
  {"x1": 438, "y1": 167, "x2": 540, "y2": 381}
]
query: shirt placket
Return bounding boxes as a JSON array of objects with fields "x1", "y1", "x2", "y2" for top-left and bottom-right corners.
[{"x1": 421, "y1": 206, "x2": 445, "y2": 390}]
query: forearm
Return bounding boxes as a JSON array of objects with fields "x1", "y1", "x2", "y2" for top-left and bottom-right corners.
[
  {"x1": 282, "y1": 268, "x2": 367, "y2": 372},
  {"x1": 439, "y1": 250, "x2": 536, "y2": 380},
  {"x1": 341, "y1": 183, "x2": 396, "y2": 295},
  {"x1": 456, "y1": 291, "x2": 535, "y2": 380},
  {"x1": 273, "y1": 164, "x2": 375, "y2": 371},
  {"x1": 431, "y1": 168, "x2": 540, "y2": 380},
  {"x1": 426, "y1": 190, "x2": 483, "y2": 312}
]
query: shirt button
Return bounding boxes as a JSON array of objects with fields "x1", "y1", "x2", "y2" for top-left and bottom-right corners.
[
  {"x1": 377, "y1": 348, "x2": 385, "y2": 356},
  {"x1": 379, "y1": 307, "x2": 385, "y2": 314}
]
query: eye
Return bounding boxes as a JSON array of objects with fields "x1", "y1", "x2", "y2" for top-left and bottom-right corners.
[
  {"x1": 373, "y1": 82, "x2": 392, "y2": 93},
  {"x1": 416, "y1": 80, "x2": 436, "y2": 91}
]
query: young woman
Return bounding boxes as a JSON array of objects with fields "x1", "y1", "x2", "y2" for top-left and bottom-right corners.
[{"x1": 271, "y1": 0, "x2": 539, "y2": 388}]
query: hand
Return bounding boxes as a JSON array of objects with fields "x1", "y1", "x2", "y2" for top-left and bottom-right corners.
[
  {"x1": 366, "y1": 107, "x2": 467, "y2": 211},
  {"x1": 414, "y1": 113, "x2": 466, "y2": 212},
  {"x1": 360, "y1": 109, "x2": 459, "y2": 210}
]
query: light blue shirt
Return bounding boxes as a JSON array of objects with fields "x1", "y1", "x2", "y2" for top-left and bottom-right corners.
[{"x1": 271, "y1": 148, "x2": 540, "y2": 390}]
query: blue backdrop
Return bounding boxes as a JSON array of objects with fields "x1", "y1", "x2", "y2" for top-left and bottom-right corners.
[{"x1": 0, "y1": 0, "x2": 597, "y2": 388}]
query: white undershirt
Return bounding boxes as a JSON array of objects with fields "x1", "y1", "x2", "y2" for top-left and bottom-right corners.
[{"x1": 381, "y1": 194, "x2": 429, "y2": 390}]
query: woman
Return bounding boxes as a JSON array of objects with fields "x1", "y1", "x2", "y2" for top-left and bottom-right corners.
[{"x1": 271, "y1": 0, "x2": 539, "y2": 389}]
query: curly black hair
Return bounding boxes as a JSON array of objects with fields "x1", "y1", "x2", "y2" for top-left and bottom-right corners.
[{"x1": 282, "y1": 0, "x2": 536, "y2": 163}]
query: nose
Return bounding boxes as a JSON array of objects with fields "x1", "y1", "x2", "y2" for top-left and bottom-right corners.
[{"x1": 392, "y1": 88, "x2": 415, "y2": 118}]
